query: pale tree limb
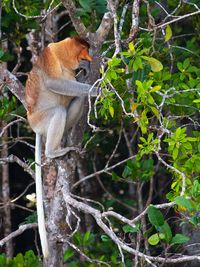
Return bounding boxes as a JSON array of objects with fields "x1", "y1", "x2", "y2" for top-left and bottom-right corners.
[
  {"x1": 129, "y1": 0, "x2": 141, "y2": 42},
  {"x1": 0, "y1": 154, "x2": 35, "y2": 179},
  {"x1": 72, "y1": 154, "x2": 137, "y2": 189},
  {"x1": 0, "y1": 118, "x2": 25, "y2": 138},
  {"x1": 0, "y1": 66, "x2": 27, "y2": 109},
  {"x1": 61, "y1": 179, "x2": 200, "y2": 265},
  {"x1": 95, "y1": 0, "x2": 119, "y2": 45},
  {"x1": 0, "y1": 223, "x2": 38, "y2": 247},
  {"x1": 12, "y1": 0, "x2": 61, "y2": 20},
  {"x1": 155, "y1": 9, "x2": 200, "y2": 30}
]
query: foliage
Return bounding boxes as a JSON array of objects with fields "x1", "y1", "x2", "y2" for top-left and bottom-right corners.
[
  {"x1": 63, "y1": 231, "x2": 134, "y2": 266},
  {"x1": 0, "y1": 251, "x2": 41, "y2": 267},
  {"x1": 147, "y1": 205, "x2": 189, "y2": 246}
]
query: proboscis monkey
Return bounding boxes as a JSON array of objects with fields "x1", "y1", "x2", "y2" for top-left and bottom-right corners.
[{"x1": 25, "y1": 37, "x2": 98, "y2": 261}]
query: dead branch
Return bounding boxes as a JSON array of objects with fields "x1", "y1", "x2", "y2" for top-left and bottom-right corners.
[
  {"x1": 0, "y1": 223, "x2": 37, "y2": 247},
  {"x1": 0, "y1": 66, "x2": 26, "y2": 109},
  {"x1": 0, "y1": 154, "x2": 35, "y2": 179}
]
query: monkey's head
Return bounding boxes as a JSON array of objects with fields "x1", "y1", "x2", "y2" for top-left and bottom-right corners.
[{"x1": 60, "y1": 37, "x2": 92, "y2": 71}]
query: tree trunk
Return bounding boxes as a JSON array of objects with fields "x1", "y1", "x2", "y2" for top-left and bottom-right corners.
[
  {"x1": 45, "y1": 51, "x2": 101, "y2": 266},
  {"x1": 1, "y1": 124, "x2": 13, "y2": 257},
  {"x1": 0, "y1": 36, "x2": 13, "y2": 257}
]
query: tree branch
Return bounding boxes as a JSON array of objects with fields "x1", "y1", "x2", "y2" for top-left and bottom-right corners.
[
  {"x1": 0, "y1": 154, "x2": 35, "y2": 179},
  {"x1": 0, "y1": 66, "x2": 27, "y2": 109},
  {"x1": 129, "y1": 0, "x2": 141, "y2": 42},
  {"x1": 0, "y1": 223, "x2": 37, "y2": 247},
  {"x1": 61, "y1": 179, "x2": 200, "y2": 265},
  {"x1": 61, "y1": 0, "x2": 89, "y2": 38}
]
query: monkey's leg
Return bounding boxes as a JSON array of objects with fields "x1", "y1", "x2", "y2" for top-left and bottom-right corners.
[
  {"x1": 65, "y1": 97, "x2": 85, "y2": 130},
  {"x1": 45, "y1": 106, "x2": 78, "y2": 158}
]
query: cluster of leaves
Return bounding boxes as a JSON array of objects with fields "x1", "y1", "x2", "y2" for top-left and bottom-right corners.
[
  {"x1": 0, "y1": 251, "x2": 41, "y2": 267},
  {"x1": 63, "y1": 227, "x2": 147, "y2": 267},
  {"x1": 97, "y1": 34, "x2": 200, "y2": 196},
  {"x1": 147, "y1": 205, "x2": 189, "y2": 246},
  {"x1": 76, "y1": 0, "x2": 107, "y2": 15}
]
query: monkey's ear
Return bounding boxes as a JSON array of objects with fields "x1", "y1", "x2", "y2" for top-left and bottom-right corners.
[{"x1": 78, "y1": 48, "x2": 92, "y2": 62}]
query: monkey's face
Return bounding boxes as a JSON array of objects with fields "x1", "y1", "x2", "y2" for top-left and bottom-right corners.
[
  {"x1": 61, "y1": 38, "x2": 93, "y2": 71},
  {"x1": 78, "y1": 47, "x2": 92, "y2": 62}
]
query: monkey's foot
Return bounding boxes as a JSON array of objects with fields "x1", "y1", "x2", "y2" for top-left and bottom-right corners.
[{"x1": 45, "y1": 146, "x2": 80, "y2": 159}]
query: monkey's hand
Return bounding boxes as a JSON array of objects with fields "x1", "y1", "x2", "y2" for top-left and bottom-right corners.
[
  {"x1": 76, "y1": 60, "x2": 91, "y2": 81},
  {"x1": 45, "y1": 78, "x2": 100, "y2": 97}
]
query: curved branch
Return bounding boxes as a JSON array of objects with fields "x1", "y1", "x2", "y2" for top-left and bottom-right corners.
[
  {"x1": 0, "y1": 66, "x2": 27, "y2": 110},
  {"x1": 61, "y1": 0, "x2": 89, "y2": 37},
  {"x1": 0, "y1": 223, "x2": 37, "y2": 247}
]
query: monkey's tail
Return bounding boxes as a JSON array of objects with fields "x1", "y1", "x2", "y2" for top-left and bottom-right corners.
[{"x1": 35, "y1": 133, "x2": 49, "y2": 261}]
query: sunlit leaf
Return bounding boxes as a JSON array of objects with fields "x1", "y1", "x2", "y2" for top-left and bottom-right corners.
[
  {"x1": 193, "y1": 99, "x2": 200, "y2": 103},
  {"x1": 150, "y1": 85, "x2": 161, "y2": 93},
  {"x1": 142, "y1": 56, "x2": 163, "y2": 72},
  {"x1": 165, "y1": 25, "x2": 172, "y2": 42},
  {"x1": 148, "y1": 233, "x2": 160, "y2": 245},
  {"x1": 128, "y1": 42, "x2": 135, "y2": 53},
  {"x1": 109, "y1": 106, "x2": 114, "y2": 118}
]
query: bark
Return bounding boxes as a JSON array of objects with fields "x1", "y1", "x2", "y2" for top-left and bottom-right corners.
[
  {"x1": 0, "y1": 38, "x2": 13, "y2": 257},
  {"x1": 1, "y1": 123, "x2": 13, "y2": 257}
]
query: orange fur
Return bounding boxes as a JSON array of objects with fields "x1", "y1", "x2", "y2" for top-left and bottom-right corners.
[{"x1": 25, "y1": 37, "x2": 91, "y2": 118}]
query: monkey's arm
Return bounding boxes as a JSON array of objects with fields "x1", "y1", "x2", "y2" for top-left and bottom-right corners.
[{"x1": 45, "y1": 78, "x2": 99, "y2": 97}]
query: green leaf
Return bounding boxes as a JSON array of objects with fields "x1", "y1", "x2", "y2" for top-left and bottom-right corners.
[
  {"x1": 150, "y1": 85, "x2": 161, "y2": 93},
  {"x1": 78, "y1": 0, "x2": 91, "y2": 12},
  {"x1": 147, "y1": 205, "x2": 165, "y2": 227},
  {"x1": 171, "y1": 234, "x2": 190, "y2": 245},
  {"x1": 148, "y1": 233, "x2": 160, "y2": 245},
  {"x1": 177, "y1": 62, "x2": 183, "y2": 72},
  {"x1": 128, "y1": 42, "x2": 135, "y2": 53},
  {"x1": 172, "y1": 147, "x2": 179, "y2": 160},
  {"x1": 14, "y1": 253, "x2": 24, "y2": 265},
  {"x1": 109, "y1": 106, "x2": 114, "y2": 118},
  {"x1": 159, "y1": 233, "x2": 165, "y2": 240},
  {"x1": 183, "y1": 58, "x2": 190, "y2": 69},
  {"x1": 122, "y1": 165, "x2": 132, "y2": 178},
  {"x1": 151, "y1": 107, "x2": 159, "y2": 118},
  {"x1": 142, "y1": 56, "x2": 163, "y2": 72},
  {"x1": 0, "y1": 254, "x2": 6, "y2": 266},
  {"x1": 101, "y1": 235, "x2": 110, "y2": 242},
  {"x1": 0, "y1": 50, "x2": 4, "y2": 59},
  {"x1": 165, "y1": 25, "x2": 172, "y2": 42},
  {"x1": 83, "y1": 231, "x2": 91, "y2": 243},
  {"x1": 193, "y1": 99, "x2": 200, "y2": 103},
  {"x1": 122, "y1": 224, "x2": 139, "y2": 233},
  {"x1": 174, "y1": 196, "x2": 193, "y2": 212},
  {"x1": 112, "y1": 171, "x2": 121, "y2": 181},
  {"x1": 158, "y1": 222, "x2": 172, "y2": 243},
  {"x1": 64, "y1": 250, "x2": 74, "y2": 261}
]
